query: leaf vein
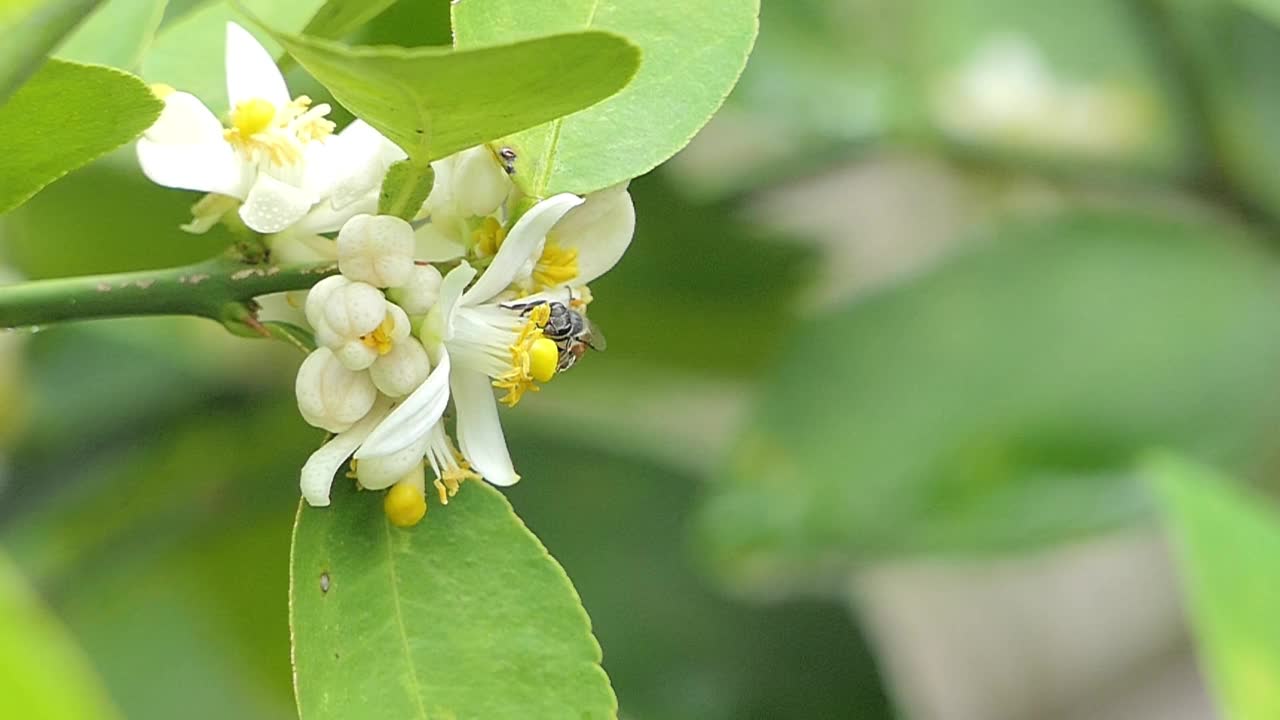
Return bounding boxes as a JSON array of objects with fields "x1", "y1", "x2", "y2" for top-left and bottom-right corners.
[{"x1": 383, "y1": 518, "x2": 430, "y2": 719}]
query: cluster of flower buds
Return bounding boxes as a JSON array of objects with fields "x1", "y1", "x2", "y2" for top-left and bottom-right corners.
[{"x1": 136, "y1": 23, "x2": 635, "y2": 526}]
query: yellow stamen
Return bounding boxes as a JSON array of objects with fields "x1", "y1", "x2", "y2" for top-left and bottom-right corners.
[
  {"x1": 472, "y1": 216, "x2": 507, "y2": 258},
  {"x1": 532, "y1": 243, "x2": 579, "y2": 289},
  {"x1": 360, "y1": 314, "x2": 397, "y2": 355},
  {"x1": 150, "y1": 83, "x2": 176, "y2": 100},
  {"x1": 222, "y1": 95, "x2": 334, "y2": 165},
  {"x1": 492, "y1": 303, "x2": 553, "y2": 406},
  {"x1": 384, "y1": 481, "x2": 427, "y2": 528}
]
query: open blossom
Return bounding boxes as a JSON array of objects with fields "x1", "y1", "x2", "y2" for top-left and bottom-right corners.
[
  {"x1": 292, "y1": 143, "x2": 634, "y2": 525},
  {"x1": 136, "y1": 22, "x2": 403, "y2": 234}
]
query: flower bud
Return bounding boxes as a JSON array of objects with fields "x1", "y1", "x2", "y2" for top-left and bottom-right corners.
[
  {"x1": 304, "y1": 275, "x2": 350, "y2": 332},
  {"x1": 295, "y1": 347, "x2": 377, "y2": 433},
  {"x1": 322, "y1": 281, "x2": 387, "y2": 339},
  {"x1": 369, "y1": 336, "x2": 432, "y2": 397},
  {"x1": 337, "y1": 214, "x2": 415, "y2": 288},
  {"x1": 453, "y1": 146, "x2": 511, "y2": 218},
  {"x1": 357, "y1": 431, "x2": 431, "y2": 490},
  {"x1": 388, "y1": 264, "x2": 442, "y2": 315}
]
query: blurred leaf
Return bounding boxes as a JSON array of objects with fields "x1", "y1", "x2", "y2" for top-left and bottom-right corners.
[
  {"x1": 300, "y1": 0, "x2": 397, "y2": 41},
  {"x1": 1149, "y1": 454, "x2": 1280, "y2": 720},
  {"x1": 1235, "y1": 0, "x2": 1280, "y2": 28},
  {"x1": 700, "y1": 211, "x2": 1280, "y2": 582},
  {"x1": 582, "y1": 171, "x2": 814, "y2": 377},
  {"x1": 141, "y1": 0, "x2": 326, "y2": 112},
  {"x1": 1, "y1": 149, "x2": 233, "y2": 278},
  {"x1": 271, "y1": 30, "x2": 638, "y2": 166},
  {"x1": 452, "y1": 0, "x2": 760, "y2": 195},
  {"x1": 0, "y1": 60, "x2": 161, "y2": 215},
  {"x1": 291, "y1": 481, "x2": 614, "y2": 719},
  {"x1": 0, "y1": 0, "x2": 102, "y2": 101},
  {"x1": 55, "y1": 0, "x2": 168, "y2": 69},
  {"x1": 0, "y1": 550, "x2": 119, "y2": 720},
  {"x1": 1158, "y1": 0, "x2": 1280, "y2": 215},
  {"x1": 505, "y1": 434, "x2": 895, "y2": 720}
]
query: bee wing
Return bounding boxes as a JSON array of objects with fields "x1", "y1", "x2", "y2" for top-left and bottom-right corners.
[{"x1": 583, "y1": 317, "x2": 607, "y2": 351}]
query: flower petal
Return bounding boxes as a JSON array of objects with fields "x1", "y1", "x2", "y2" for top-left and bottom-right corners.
[
  {"x1": 552, "y1": 184, "x2": 635, "y2": 286},
  {"x1": 434, "y1": 262, "x2": 476, "y2": 341},
  {"x1": 322, "y1": 120, "x2": 407, "y2": 210},
  {"x1": 414, "y1": 223, "x2": 468, "y2": 262},
  {"x1": 136, "y1": 137, "x2": 249, "y2": 197},
  {"x1": 145, "y1": 91, "x2": 224, "y2": 145},
  {"x1": 239, "y1": 174, "x2": 315, "y2": 233},
  {"x1": 460, "y1": 193, "x2": 584, "y2": 305},
  {"x1": 225, "y1": 22, "x2": 290, "y2": 108},
  {"x1": 355, "y1": 349, "x2": 452, "y2": 459},
  {"x1": 452, "y1": 367, "x2": 518, "y2": 486},
  {"x1": 299, "y1": 401, "x2": 389, "y2": 506},
  {"x1": 356, "y1": 431, "x2": 430, "y2": 490}
]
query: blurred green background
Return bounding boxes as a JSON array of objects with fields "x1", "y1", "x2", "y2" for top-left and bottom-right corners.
[{"x1": 9, "y1": 0, "x2": 1280, "y2": 718}]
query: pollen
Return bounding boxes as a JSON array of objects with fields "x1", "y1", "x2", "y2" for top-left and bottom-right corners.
[
  {"x1": 472, "y1": 216, "x2": 507, "y2": 258},
  {"x1": 529, "y1": 337, "x2": 559, "y2": 383},
  {"x1": 360, "y1": 314, "x2": 398, "y2": 355},
  {"x1": 493, "y1": 305, "x2": 552, "y2": 406},
  {"x1": 532, "y1": 243, "x2": 579, "y2": 289},
  {"x1": 384, "y1": 481, "x2": 427, "y2": 528},
  {"x1": 230, "y1": 98, "x2": 276, "y2": 137}
]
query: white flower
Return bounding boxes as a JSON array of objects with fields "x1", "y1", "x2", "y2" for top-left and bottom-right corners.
[
  {"x1": 414, "y1": 146, "x2": 513, "y2": 260},
  {"x1": 305, "y1": 276, "x2": 411, "y2": 372},
  {"x1": 299, "y1": 399, "x2": 391, "y2": 507},
  {"x1": 295, "y1": 347, "x2": 377, "y2": 433},
  {"x1": 337, "y1": 214, "x2": 415, "y2": 288},
  {"x1": 388, "y1": 264, "x2": 442, "y2": 315},
  {"x1": 136, "y1": 23, "x2": 403, "y2": 234},
  {"x1": 356, "y1": 193, "x2": 589, "y2": 486}
]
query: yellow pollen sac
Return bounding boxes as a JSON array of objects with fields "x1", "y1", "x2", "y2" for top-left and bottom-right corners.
[
  {"x1": 529, "y1": 337, "x2": 559, "y2": 383},
  {"x1": 360, "y1": 314, "x2": 397, "y2": 355},
  {"x1": 532, "y1": 243, "x2": 579, "y2": 289},
  {"x1": 230, "y1": 98, "x2": 276, "y2": 137},
  {"x1": 384, "y1": 482, "x2": 427, "y2": 527}
]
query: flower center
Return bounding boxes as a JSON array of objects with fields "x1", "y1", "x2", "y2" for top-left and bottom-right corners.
[
  {"x1": 492, "y1": 303, "x2": 552, "y2": 407},
  {"x1": 223, "y1": 95, "x2": 335, "y2": 165},
  {"x1": 360, "y1": 313, "x2": 398, "y2": 355},
  {"x1": 471, "y1": 216, "x2": 507, "y2": 259},
  {"x1": 531, "y1": 243, "x2": 579, "y2": 289}
]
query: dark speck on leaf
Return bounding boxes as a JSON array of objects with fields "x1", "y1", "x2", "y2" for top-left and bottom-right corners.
[{"x1": 320, "y1": 572, "x2": 331, "y2": 594}]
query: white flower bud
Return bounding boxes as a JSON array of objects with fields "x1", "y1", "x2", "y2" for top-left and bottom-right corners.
[
  {"x1": 322, "y1": 281, "x2": 387, "y2": 340},
  {"x1": 453, "y1": 146, "x2": 510, "y2": 218},
  {"x1": 304, "y1": 275, "x2": 350, "y2": 332},
  {"x1": 388, "y1": 264, "x2": 442, "y2": 315},
  {"x1": 356, "y1": 431, "x2": 431, "y2": 490},
  {"x1": 295, "y1": 347, "x2": 377, "y2": 433},
  {"x1": 332, "y1": 300, "x2": 412, "y2": 372},
  {"x1": 369, "y1": 336, "x2": 432, "y2": 397},
  {"x1": 337, "y1": 214, "x2": 415, "y2": 288}
]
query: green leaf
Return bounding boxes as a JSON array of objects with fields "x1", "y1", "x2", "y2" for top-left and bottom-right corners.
[
  {"x1": 1148, "y1": 455, "x2": 1280, "y2": 720},
  {"x1": 0, "y1": 60, "x2": 161, "y2": 215},
  {"x1": 452, "y1": 0, "x2": 759, "y2": 195},
  {"x1": 291, "y1": 480, "x2": 615, "y2": 719},
  {"x1": 270, "y1": 30, "x2": 639, "y2": 165},
  {"x1": 0, "y1": 0, "x2": 103, "y2": 101},
  {"x1": 698, "y1": 211, "x2": 1280, "y2": 581},
  {"x1": 0, "y1": 550, "x2": 120, "y2": 720},
  {"x1": 301, "y1": 0, "x2": 398, "y2": 41},
  {"x1": 377, "y1": 160, "x2": 434, "y2": 219},
  {"x1": 55, "y1": 0, "x2": 168, "y2": 70},
  {"x1": 141, "y1": 0, "x2": 327, "y2": 112}
]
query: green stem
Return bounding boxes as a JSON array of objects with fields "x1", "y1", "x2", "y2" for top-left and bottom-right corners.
[{"x1": 0, "y1": 256, "x2": 337, "y2": 329}]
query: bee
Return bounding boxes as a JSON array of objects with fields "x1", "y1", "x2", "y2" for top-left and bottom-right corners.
[{"x1": 505, "y1": 299, "x2": 606, "y2": 372}]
